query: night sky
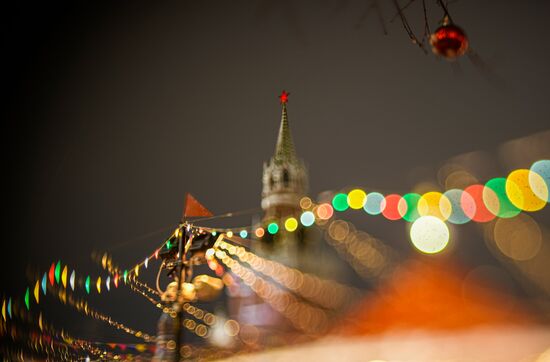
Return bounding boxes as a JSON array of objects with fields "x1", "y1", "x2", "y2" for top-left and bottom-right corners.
[{"x1": 3, "y1": 0, "x2": 550, "y2": 343}]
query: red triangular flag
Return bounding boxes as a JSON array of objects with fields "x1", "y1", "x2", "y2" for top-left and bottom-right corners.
[{"x1": 183, "y1": 193, "x2": 213, "y2": 218}]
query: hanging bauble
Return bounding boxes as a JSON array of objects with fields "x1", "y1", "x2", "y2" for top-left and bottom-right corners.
[{"x1": 430, "y1": 20, "x2": 468, "y2": 60}]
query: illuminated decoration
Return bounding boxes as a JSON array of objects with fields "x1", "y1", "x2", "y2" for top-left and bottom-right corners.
[
  {"x1": 215, "y1": 248, "x2": 329, "y2": 334},
  {"x1": 484, "y1": 178, "x2": 520, "y2": 218},
  {"x1": 364, "y1": 192, "x2": 385, "y2": 215},
  {"x1": 239, "y1": 230, "x2": 248, "y2": 238},
  {"x1": 409, "y1": 215, "x2": 450, "y2": 254},
  {"x1": 114, "y1": 273, "x2": 119, "y2": 288},
  {"x1": 401, "y1": 193, "x2": 421, "y2": 222},
  {"x1": 430, "y1": 20, "x2": 469, "y2": 60},
  {"x1": 444, "y1": 189, "x2": 473, "y2": 224},
  {"x1": 530, "y1": 160, "x2": 550, "y2": 202},
  {"x1": 85, "y1": 276, "x2": 91, "y2": 294},
  {"x1": 8, "y1": 298, "x2": 12, "y2": 319},
  {"x1": 316, "y1": 203, "x2": 334, "y2": 220},
  {"x1": 166, "y1": 240, "x2": 172, "y2": 250},
  {"x1": 24, "y1": 287, "x2": 30, "y2": 310},
  {"x1": 300, "y1": 211, "x2": 315, "y2": 227},
  {"x1": 226, "y1": 231, "x2": 233, "y2": 238},
  {"x1": 49, "y1": 263, "x2": 55, "y2": 286},
  {"x1": 506, "y1": 169, "x2": 547, "y2": 211},
  {"x1": 217, "y1": 240, "x2": 359, "y2": 310},
  {"x1": 101, "y1": 253, "x2": 108, "y2": 269},
  {"x1": 144, "y1": 257, "x2": 149, "y2": 269},
  {"x1": 34, "y1": 281, "x2": 40, "y2": 303},
  {"x1": 69, "y1": 270, "x2": 76, "y2": 291},
  {"x1": 382, "y1": 194, "x2": 406, "y2": 221},
  {"x1": 41, "y1": 273, "x2": 47, "y2": 295},
  {"x1": 267, "y1": 222, "x2": 279, "y2": 235},
  {"x1": 463, "y1": 185, "x2": 496, "y2": 222},
  {"x1": 332, "y1": 193, "x2": 349, "y2": 212},
  {"x1": 134, "y1": 265, "x2": 139, "y2": 277},
  {"x1": 96, "y1": 277, "x2": 102, "y2": 294},
  {"x1": 61, "y1": 265, "x2": 68, "y2": 288},
  {"x1": 106, "y1": 276, "x2": 111, "y2": 291},
  {"x1": 254, "y1": 227, "x2": 265, "y2": 238},
  {"x1": 418, "y1": 191, "x2": 451, "y2": 220},
  {"x1": 154, "y1": 249, "x2": 159, "y2": 259},
  {"x1": 347, "y1": 189, "x2": 367, "y2": 209},
  {"x1": 55, "y1": 260, "x2": 61, "y2": 284},
  {"x1": 279, "y1": 90, "x2": 290, "y2": 104},
  {"x1": 123, "y1": 270, "x2": 128, "y2": 284},
  {"x1": 1, "y1": 299, "x2": 5, "y2": 321},
  {"x1": 284, "y1": 217, "x2": 298, "y2": 232}
]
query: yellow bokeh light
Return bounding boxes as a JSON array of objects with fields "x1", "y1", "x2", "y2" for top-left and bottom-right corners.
[
  {"x1": 506, "y1": 169, "x2": 547, "y2": 211},
  {"x1": 347, "y1": 189, "x2": 367, "y2": 209},
  {"x1": 409, "y1": 216, "x2": 450, "y2": 254},
  {"x1": 284, "y1": 217, "x2": 298, "y2": 232},
  {"x1": 418, "y1": 192, "x2": 451, "y2": 220}
]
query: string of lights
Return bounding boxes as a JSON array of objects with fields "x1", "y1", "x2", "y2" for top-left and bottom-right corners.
[
  {"x1": 214, "y1": 240, "x2": 361, "y2": 310},
  {"x1": 213, "y1": 249, "x2": 330, "y2": 335}
]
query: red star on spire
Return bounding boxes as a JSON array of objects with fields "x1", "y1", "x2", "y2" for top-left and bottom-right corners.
[{"x1": 279, "y1": 90, "x2": 290, "y2": 104}]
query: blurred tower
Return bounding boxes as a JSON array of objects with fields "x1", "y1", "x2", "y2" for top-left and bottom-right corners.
[
  {"x1": 228, "y1": 92, "x2": 343, "y2": 342},
  {"x1": 261, "y1": 91, "x2": 308, "y2": 222}
]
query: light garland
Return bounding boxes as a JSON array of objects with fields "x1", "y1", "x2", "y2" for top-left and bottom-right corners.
[
  {"x1": 213, "y1": 249, "x2": 330, "y2": 335},
  {"x1": 215, "y1": 240, "x2": 361, "y2": 310}
]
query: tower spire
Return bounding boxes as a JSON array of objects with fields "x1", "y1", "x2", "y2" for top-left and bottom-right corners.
[
  {"x1": 274, "y1": 91, "x2": 297, "y2": 163},
  {"x1": 261, "y1": 90, "x2": 308, "y2": 217}
]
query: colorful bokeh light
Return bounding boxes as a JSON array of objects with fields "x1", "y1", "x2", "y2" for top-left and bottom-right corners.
[
  {"x1": 255, "y1": 227, "x2": 265, "y2": 238},
  {"x1": 418, "y1": 192, "x2": 451, "y2": 220},
  {"x1": 506, "y1": 169, "x2": 547, "y2": 211},
  {"x1": 463, "y1": 184, "x2": 496, "y2": 222},
  {"x1": 267, "y1": 222, "x2": 279, "y2": 235},
  {"x1": 409, "y1": 216, "x2": 450, "y2": 254},
  {"x1": 530, "y1": 160, "x2": 550, "y2": 202},
  {"x1": 401, "y1": 193, "x2": 421, "y2": 222},
  {"x1": 347, "y1": 189, "x2": 367, "y2": 209},
  {"x1": 444, "y1": 189, "x2": 473, "y2": 224},
  {"x1": 284, "y1": 217, "x2": 298, "y2": 232},
  {"x1": 300, "y1": 211, "x2": 315, "y2": 226},
  {"x1": 382, "y1": 194, "x2": 405, "y2": 221},
  {"x1": 332, "y1": 193, "x2": 349, "y2": 212},
  {"x1": 484, "y1": 177, "x2": 520, "y2": 218},
  {"x1": 316, "y1": 203, "x2": 334, "y2": 220},
  {"x1": 364, "y1": 192, "x2": 385, "y2": 215}
]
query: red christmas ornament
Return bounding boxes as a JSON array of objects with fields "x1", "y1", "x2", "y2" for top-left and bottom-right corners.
[{"x1": 430, "y1": 21, "x2": 468, "y2": 60}]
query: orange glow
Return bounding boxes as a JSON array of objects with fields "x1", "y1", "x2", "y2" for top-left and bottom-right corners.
[{"x1": 255, "y1": 227, "x2": 265, "y2": 238}]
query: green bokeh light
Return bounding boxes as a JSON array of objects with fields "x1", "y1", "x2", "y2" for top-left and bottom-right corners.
[
  {"x1": 267, "y1": 222, "x2": 279, "y2": 234},
  {"x1": 485, "y1": 177, "x2": 521, "y2": 218},
  {"x1": 402, "y1": 193, "x2": 421, "y2": 222},
  {"x1": 332, "y1": 193, "x2": 349, "y2": 212}
]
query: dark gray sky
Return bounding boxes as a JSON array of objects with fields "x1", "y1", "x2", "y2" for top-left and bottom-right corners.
[{"x1": 3, "y1": 0, "x2": 549, "y2": 343}]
